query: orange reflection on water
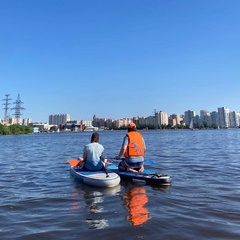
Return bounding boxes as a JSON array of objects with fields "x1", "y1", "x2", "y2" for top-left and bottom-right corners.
[
  {"x1": 69, "y1": 190, "x2": 82, "y2": 210},
  {"x1": 123, "y1": 187, "x2": 151, "y2": 226}
]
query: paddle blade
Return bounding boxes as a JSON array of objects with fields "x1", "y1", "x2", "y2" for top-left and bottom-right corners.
[
  {"x1": 144, "y1": 159, "x2": 156, "y2": 166},
  {"x1": 67, "y1": 159, "x2": 80, "y2": 167}
]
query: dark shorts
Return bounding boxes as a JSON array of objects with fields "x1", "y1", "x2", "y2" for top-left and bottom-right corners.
[
  {"x1": 82, "y1": 164, "x2": 104, "y2": 171},
  {"x1": 118, "y1": 160, "x2": 143, "y2": 172}
]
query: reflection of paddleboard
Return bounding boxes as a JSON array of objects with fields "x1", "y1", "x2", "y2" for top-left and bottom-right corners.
[
  {"x1": 70, "y1": 166, "x2": 120, "y2": 188},
  {"x1": 81, "y1": 184, "x2": 121, "y2": 196},
  {"x1": 107, "y1": 165, "x2": 171, "y2": 186}
]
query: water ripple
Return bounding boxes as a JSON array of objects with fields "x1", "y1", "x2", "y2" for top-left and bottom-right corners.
[{"x1": 0, "y1": 130, "x2": 240, "y2": 239}]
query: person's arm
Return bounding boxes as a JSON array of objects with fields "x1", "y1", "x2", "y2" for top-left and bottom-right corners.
[
  {"x1": 115, "y1": 136, "x2": 128, "y2": 159},
  {"x1": 143, "y1": 137, "x2": 146, "y2": 154},
  {"x1": 99, "y1": 144, "x2": 105, "y2": 160},
  {"x1": 82, "y1": 151, "x2": 87, "y2": 161},
  {"x1": 77, "y1": 157, "x2": 84, "y2": 161},
  {"x1": 115, "y1": 145, "x2": 127, "y2": 159},
  {"x1": 100, "y1": 150, "x2": 104, "y2": 161},
  {"x1": 100, "y1": 152, "x2": 108, "y2": 165}
]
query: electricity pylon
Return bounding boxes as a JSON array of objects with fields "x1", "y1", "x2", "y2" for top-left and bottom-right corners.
[
  {"x1": 11, "y1": 94, "x2": 25, "y2": 125},
  {"x1": 2, "y1": 94, "x2": 12, "y2": 124}
]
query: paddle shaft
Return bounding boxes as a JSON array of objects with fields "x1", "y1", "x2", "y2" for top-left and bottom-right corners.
[
  {"x1": 103, "y1": 166, "x2": 109, "y2": 177},
  {"x1": 108, "y1": 157, "x2": 155, "y2": 166}
]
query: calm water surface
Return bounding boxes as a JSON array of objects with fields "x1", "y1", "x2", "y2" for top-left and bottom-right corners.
[{"x1": 0, "y1": 130, "x2": 239, "y2": 240}]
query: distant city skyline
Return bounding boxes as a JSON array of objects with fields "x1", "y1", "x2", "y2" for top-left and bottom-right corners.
[
  {"x1": 1, "y1": 94, "x2": 240, "y2": 125},
  {"x1": 1, "y1": 103, "x2": 239, "y2": 130},
  {"x1": 45, "y1": 106, "x2": 240, "y2": 129}
]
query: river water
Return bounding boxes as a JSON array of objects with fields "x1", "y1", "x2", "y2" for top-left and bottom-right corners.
[{"x1": 0, "y1": 130, "x2": 239, "y2": 240}]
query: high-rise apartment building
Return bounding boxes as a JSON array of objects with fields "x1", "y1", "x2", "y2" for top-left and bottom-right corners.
[
  {"x1": 184, "y1": 110, "x2": 196, "y2": 126},
  {"x1": 49, "y1": 114, "x2": 70, "y2": 126},
  {"x1": 229, "y1": 111, "x2": 240, "y2": 128},
  {"x1": 158, "y1": 111, "x2": 169, "y2": 126},
  {"x1": 23, "y1": 118, "x2": 32, "y2": 126},
  {"x1": 218, "y1": 107, "x2": 230, "y2": 128},
  {"x1": 200, "y1": 110, "x2": 212, "y2": 126},
  {"x1": 210, "y1": 111, "x2": 218, "y2": 126},
  {"x1": 169, "y1": 114, "x2": 182, "y2": 125}
]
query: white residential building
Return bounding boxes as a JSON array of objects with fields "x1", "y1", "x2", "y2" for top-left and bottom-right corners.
[
  {"x1": 218, "y1": 107, "x2": 230, "y2": 128},
  {"x1": 170, "y1": 114, "x2": 182, "y2": 125},
  {"x1": 115, "y1": 118, "x2": 133, "y2": 128},
  {"x1": 9, "y1": 118, "x2": 21, "y2": 125},
  {"x1": 158, "y1": 111, "x2": 169, "y2": 126},
  {"x1": 143, "y1": 115, "x2": 156, "y2": 126},
  {"x1": 229, "y1": 111, "x2": 240, "y2": 128},
  {"x1": 81, "y1": 120, "x2": 93, "y2": 127},
  {"x1": 23, "y1": 118, "x2": 32, "y2": 126}
]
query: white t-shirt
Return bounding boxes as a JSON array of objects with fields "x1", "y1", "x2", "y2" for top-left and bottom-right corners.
[{"x1": 83, "y1": 142, "x2": 104, "y2": 170}]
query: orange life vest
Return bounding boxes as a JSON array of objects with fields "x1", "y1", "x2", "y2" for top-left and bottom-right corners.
[{"x1": 124, "y1": 131, "x2": 145, "y2": 158}]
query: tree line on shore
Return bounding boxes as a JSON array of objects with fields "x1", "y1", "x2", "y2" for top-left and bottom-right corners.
[
  {"x1": 0, "y1": 124, "x2": 32, "y2": 135},
  {"x1": 0, "y1": 121, "x2": 226, "y2": 135}
]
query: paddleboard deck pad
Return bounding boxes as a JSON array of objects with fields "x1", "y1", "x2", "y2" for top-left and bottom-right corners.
[
  {"x1": 70, "y1": 166, "x2": 120, "y2": 188},
  {"x1": 107, "y1": 165, "x2": 171, "y2": 186}
]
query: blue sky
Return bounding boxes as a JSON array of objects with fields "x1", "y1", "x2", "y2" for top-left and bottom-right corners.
[{"x1": 1, "y1": 0, "x2": 240, "y2": 122}]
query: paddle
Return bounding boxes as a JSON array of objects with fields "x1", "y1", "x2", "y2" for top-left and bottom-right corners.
[
  {"x1": 67, "y1": 159, "x2": 81, "y2": 167},
  {"x1": 67, "y1": 159, "x2": 109, "y2": 178},
  {"x1": 108, "y1": 158, "x2": 156, "y2": 166},
  {"x1": 144, "y1": 159, "x2": 156, "y2": 166},
  {"x1": 103, "y1": 166, "x2": 109, "y2": 178}
]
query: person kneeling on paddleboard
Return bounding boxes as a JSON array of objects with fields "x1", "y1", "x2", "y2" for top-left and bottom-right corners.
[
  {"x1": 115, "y1": 122, "x2": 146, "y2": 172},
  {"x1": 77, "y1": 132, "x2": 107, "y2": 171}
]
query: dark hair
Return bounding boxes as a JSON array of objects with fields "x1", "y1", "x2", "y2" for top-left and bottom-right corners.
[
  {"x1": 127, "y1": 127, "x2": 137, "y2": 132},
  {"x1": 91, "y1": 132, "x2": 99, "y2": 142}
]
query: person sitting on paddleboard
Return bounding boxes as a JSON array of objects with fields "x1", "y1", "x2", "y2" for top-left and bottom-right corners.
[
  {"x1": 77, "y1": 132, "x2": 107, "y2": 171},
  {"x1": 115, "y1": 122, "x2": 146, "y2": 172}
]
